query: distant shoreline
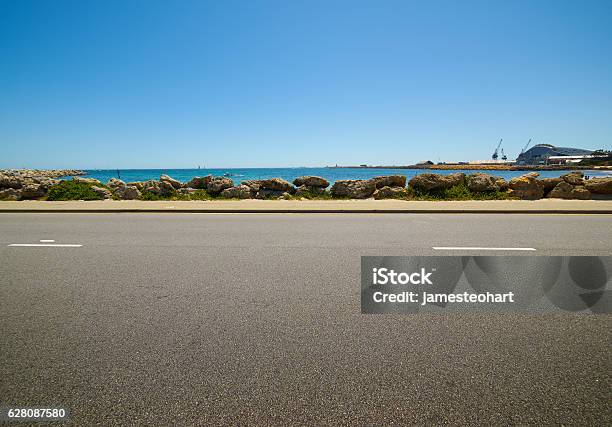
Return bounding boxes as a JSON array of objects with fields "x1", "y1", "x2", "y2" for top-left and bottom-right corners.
[{"x1": 327, "y1": 164, "x2": 612, "y2": 171}]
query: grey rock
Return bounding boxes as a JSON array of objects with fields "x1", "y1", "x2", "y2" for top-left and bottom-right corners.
[
  {"x1": 585, "y1": 177, "x2": 612, "y2": 195},
  {"x1": 495, "y1": 177, "x2": 508, "y2": 191},
  {"x1": 547, "y1": 181, "x2": 591, "y2": 200},
  {"x1": 114, "y1": 185, "x2": 141, "y2": 200},
  {"x1": 241, "y1": 180, "x2": 263, "y2": 191},
  {"x1": 330, "y1": 179, "x2": 376, "y2": 199},
  {"x1": 259, "y1": 178, "x2": 294, "y2": 192},
  {"x1": 186, "y1": 175, "x2": 212, "y2": 189},
  {"x1": 373, "y1": 186, "x2": 409, "y2": 199},
  {"x1": 107, "y1": 178, "x2": 127, "y2": 190},
  {"x1": 0, "y1": 174, "x2": 23, "y2": 189},
  {"x1": 221, "y1": 185, "x2": 252, "y2": 199},
  {"x1": 466, "y1": 173, "x2": 500, "y2": 192},
  {"x1": 206, "y1": 177, "x2": 234, "y2": 195},
  {"x1": 141, "y1": 180, "x2": 175, "y2": 197},
  {"x1": 292, "y1": 176, "x2": 330, "y2": 188},
  {"x1": 370, "y1": 175, "x2": 407, "y2": 189},
  {"x1": 73, "y1": 177, "x2": 103, "y2": 186},
  {"x1": 408, "y1": 173, "x2": 466, "y2": 192},
  {"x1": 19, "y1": 184, "x2": 46, "y2": 199},
  {"x1": 91, "y1": 186, "x2": 112, "y2": 199},
  {"x1": 160, "y1": 174, "x2": 184, "y2": 189},
  {"x1": 539, "y1": 178, "x2": 563, "y2": 194},
  {"x1": 0, "y1": 188, "x2": 20, "y2": 200},
  {"x1": 508, "y1": 173, "x2": 544, "y2": 200},
  {"x1": 561, "y1": 172, "x2": 585, "y2": 186}
]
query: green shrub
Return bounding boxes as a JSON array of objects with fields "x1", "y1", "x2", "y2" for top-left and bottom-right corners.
[
  {"x1": 188, "y1": 190, "x2": 213, "y2": 200},
  {"x1": 46, "y1": 180, "x2": 104, "y2": 201},
  {"x1": 140, "y1": 191, "x2": 161, "y2": 201},
  {"x1": 286, "y1": 190, "x2": 335, "y2": 200},
  {"x1": 407, "y1": 184, "x2": 508, "y2": 201},
  {"x1": 143, "y1": 189, "x2": 213, "y2": 201}
]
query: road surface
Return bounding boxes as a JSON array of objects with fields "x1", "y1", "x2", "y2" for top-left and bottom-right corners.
[{"x1": 1, "y1": 213, "x2": 611, "y2": 425}]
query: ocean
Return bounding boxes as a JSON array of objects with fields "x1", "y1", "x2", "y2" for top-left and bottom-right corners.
[{"x1": 77, "y1": 167, "x2": 610, "y2": 185}]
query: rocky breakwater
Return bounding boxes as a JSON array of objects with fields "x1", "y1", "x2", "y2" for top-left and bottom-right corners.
[
  {"x1": 293, "y1": 176, "x2": 330, "y2": 196},
  {"x1": 0, "y1": 169, "x2": 83, "y2": 200},
  {"x1": 409, "y1": 172, "x2": 466, "y2": 192},
  {"x1": 505, "y1": 171, "x2": 612, "y2": 200},
  {"x1": 240, "y1": 178, "x2": 295, "y2": 199},
  {"x1": 2, "y1": 170, "x2": 611, "y2": 201}
]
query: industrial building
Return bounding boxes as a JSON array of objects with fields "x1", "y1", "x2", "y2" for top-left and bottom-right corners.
[{"x1": 515, "y1": 144, "x2": 593, "y2": 165}]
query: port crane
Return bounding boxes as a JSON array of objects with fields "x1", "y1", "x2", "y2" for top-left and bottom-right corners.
[
  {"x1": 492, "y1": 138, "x2": 503, "y2": 160},
  {"x1": 501, "y1": 148, "x2": 507, "y2": 161},
  {"x1": 519, "y1": 139, "x2": 532, "y2": 156}
]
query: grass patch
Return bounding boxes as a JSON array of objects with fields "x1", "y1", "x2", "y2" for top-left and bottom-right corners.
[
  {"x1": 46, "y1": 179, "x2": 105, "y2": 201},
  {"x1": 141, "y1": 189, "x2": 213, "y2": 201},
  {"x1": 408, "y1": 184, "x2": 508, "y2": 201},
  {"x1": 173, "y1": 190, "x2": 213, "y2": 201},
  {"x1": 284, "y1": 190, "x2": 335, "y2": 200}
]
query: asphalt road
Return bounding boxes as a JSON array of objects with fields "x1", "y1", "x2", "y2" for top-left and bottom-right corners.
[{"x1": 1, "y1": 213, "x2": 611, "y2": 425}]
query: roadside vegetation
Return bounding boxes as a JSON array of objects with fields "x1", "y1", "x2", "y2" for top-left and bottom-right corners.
[
  {"x1": 408, "y1": 184, "x2": 509, "y2": 201},
  {"x1": 44, "y1": 182, "x2": 508, "y2": 201},
  {"x1": 46, "y1": 180, "x2": 106, "y2": 201}
]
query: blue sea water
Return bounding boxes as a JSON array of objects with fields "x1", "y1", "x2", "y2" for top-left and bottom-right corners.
[{"x1": 75, "y1": 168, "x2": 610, "y2": 185}]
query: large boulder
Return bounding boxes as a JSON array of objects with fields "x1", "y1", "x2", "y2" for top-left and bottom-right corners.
[
  {"x1": 241, "y1": 180, "x2": 263, "y2": 191},
  {"x1": 142, "y1": 180, "x2": 175, "y2": 197},
  {"x1": 107, "y1": 178, "x2": 127, "y2": 190},
  {"x1": 186, "y1": 175, "x2": 212, "y2": 190},
  {"x1": 73, "y1": 177, "x2": 103, "y2": 186},
  {"x1": 206, "y1": 177, "x2": 233, "y2": 195},
  {"x1": 370, "y1": 175, "x2": 406, "y2": 189},
  {"x1": 508, "y1": 173, "x2": 544, "y2": 200},
  {"x1": 494, "y1": 177, "x2": 508, "y2": 191},
  {"x1": 561, "y1": 172, "x2": 585, "y2": 186},
  {"x1": 91, "y1": 186, "x2": 112, "y2": 199},
  {"x1": 330, "y1": 179, "x2": 376, "y2": 199},
  {"x1": 114, "y1": 185, "x2": 141, "y2": 200},
  {"x1": 466, "y1": 173, "x2": 499, "y2": 192},
  {"x1": 539, "y1": 177, "x2": 563, "y2": 194},
  {"x1": 259, "y1": 178, "x2": 294, "y2": 193},
  {"x1": 293, "y1": 176, "x2": 329, "y2": 188},
  {"x1": 373, "y1": 186, "x2": 409, "y2": 199},
  {"x1": 221, "y1": 185, "x2": 252, "y2": 199},
  {"x1": 0, "y1": 188, "x2": 20, "y2": 200},
  {"x1": 408, "y1": 173, "x2": 465, "y2": 192},
  {"x1": 585, "y1": 177, "x2": 612, "y2": 195},
  {"x1": 547, "y1": 181, "x2": 590, "y2": 200},
  {"x1": 19, "y1": 183, "x2": 46, "y2": 199},
  {"x1": 0, "y1": 174, "x2": 23, "y2": 189},
  {"x1": 160, "y1": 174, "x2": 184, "y2": 189},
  {"x1": 127, "y1": 181, "x2": 145, "y2": 190}
]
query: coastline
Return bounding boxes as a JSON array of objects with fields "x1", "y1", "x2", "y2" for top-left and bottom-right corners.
[{"x1": 328, "y1": 164, "x2": 612, "y2": 171}]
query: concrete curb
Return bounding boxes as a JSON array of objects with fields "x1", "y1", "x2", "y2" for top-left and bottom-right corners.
[{"x1": 1, "y1": 208, "x2": 611, "y2": 214}]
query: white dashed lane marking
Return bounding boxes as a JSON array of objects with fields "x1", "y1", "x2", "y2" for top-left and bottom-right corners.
[{"x1": 433, "y1": 247, "x2": 536, "y2": 251}]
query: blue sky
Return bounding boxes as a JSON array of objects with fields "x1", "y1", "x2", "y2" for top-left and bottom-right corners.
[{"x1": 1, "y1": 0, "x2": 611, "y2": 168}]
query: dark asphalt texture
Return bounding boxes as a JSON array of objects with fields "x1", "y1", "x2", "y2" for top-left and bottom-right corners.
[{"x1": 0, "y1": 214, "x2": 611, "y2": 425}]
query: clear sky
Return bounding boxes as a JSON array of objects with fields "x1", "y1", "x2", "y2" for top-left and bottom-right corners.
[{"x1": 1, "y1": 0, "x2": 611, "y2": 169}]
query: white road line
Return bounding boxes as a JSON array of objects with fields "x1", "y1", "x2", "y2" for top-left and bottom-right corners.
[
  {"x1": 433, "y1": 247, "x2": 536, "y2": 251},
  {"x1": 40, "y1": 239, "x2": 55, "y2": 243},
  {"x1": 8, "y1": 244, "x2": 83, "y2": 247}
]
